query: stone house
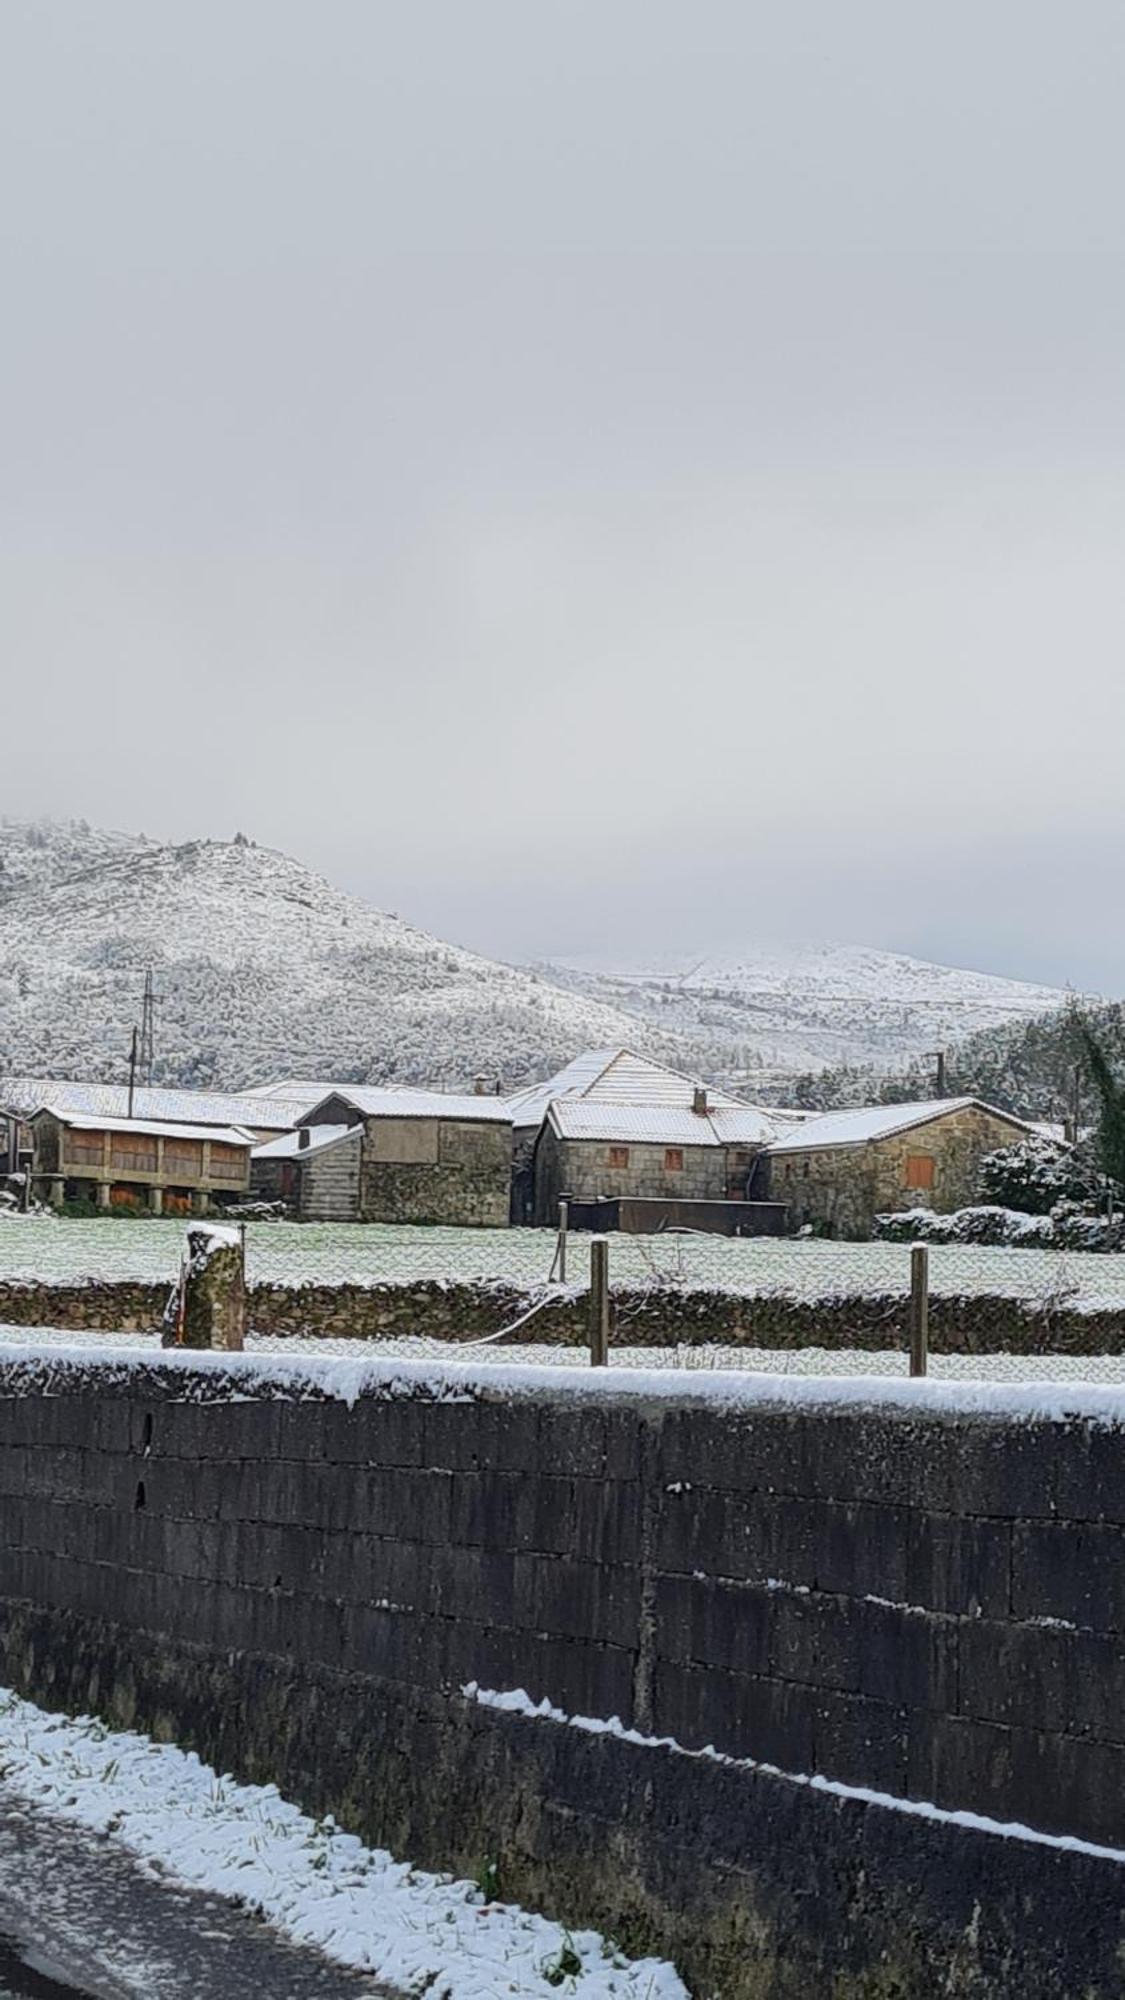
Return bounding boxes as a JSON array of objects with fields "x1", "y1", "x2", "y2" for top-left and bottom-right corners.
[
  {"x1": 763, "y1": 1097, "x2": 1043, "y2": 1238},
  {"x1": 250, "y1": 1124, "x2": 361, "y2": 1220},
  {"x1": 30, "y1": 1106, "x2": 253, "y2": 1214},
  {"x1": 531, "y1": 1075, "x2": 777, "y2": 1228},
  {"x1": 291, "y1": 1087, "x2": 513, "y2": 1226}
]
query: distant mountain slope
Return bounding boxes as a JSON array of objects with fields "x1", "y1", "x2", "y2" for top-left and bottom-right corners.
[
  {"x1": 0, "y1": 821, "x2": 673, "y2": 1090},
  {"x1": 538, "y1": 943, "x2": 1071, "y2": 1088}
]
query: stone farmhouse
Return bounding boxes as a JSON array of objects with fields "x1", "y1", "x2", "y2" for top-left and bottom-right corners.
[
  {"x1": 30, "y1": 1105, "x2": 253, "y2": 1214},
  {"x1": 764, "y1": 1096, "x2": 1042, "y2": 1237},
  {"x1": 251, "y1": 1085, "x2": 513, "y2": 1227},
  {"x1": 519, "y1": 1048, "x2": 779, "y2": 1226}
]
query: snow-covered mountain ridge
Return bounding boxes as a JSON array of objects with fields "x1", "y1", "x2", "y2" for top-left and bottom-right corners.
[
  {"x1": 536, "y1": 944, "x2": 1072, "y2": 1088},
  {"x1": 0, "y1": 820, "x2": 672, "y2": 1090},
  {"x1": 0, "y1": 819, "x2": 1073, "y2": 1094}
]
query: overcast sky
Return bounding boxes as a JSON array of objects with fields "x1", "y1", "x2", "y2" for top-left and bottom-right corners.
[{"x1": 4, "y1": 2, "x2": 1125, "y2": 989}]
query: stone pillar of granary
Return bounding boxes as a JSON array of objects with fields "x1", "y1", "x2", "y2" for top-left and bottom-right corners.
[
  {"x1": 47, "y1": 1178, "x2": 64, "y2": 1211},
  {"x1": 96, "y1": 1182, "x2": 111, "y2": 1211},
  {"x1": 191, "y1": 1189, "x2": 209, "y2": 1216},
  {"x1": 166, "y1": 1224, "x2": 246, "y2": 1351},
  {"x1": 150, "y1": 1186, "x2": 164, "y2": 1217}
]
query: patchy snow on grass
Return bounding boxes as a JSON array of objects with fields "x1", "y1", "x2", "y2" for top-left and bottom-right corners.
[{"x1": 0, "y1": 1687, "x2": 685, "y2": 2000}]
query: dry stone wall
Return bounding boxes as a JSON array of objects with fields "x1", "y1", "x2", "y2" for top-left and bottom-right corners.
[
  {"x1": 1, "y1": 1357, "x2": 1125, "y2": 1996},
  {"x1": 1, "y1": 1274, "x2": 1124, "y2": 1355}
]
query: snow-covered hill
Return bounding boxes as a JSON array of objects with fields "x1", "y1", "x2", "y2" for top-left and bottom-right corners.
[
  {"x1": 0, "y1": 821, "x2": 672, "y2": 1090},
  {"x1": 0, "y1": 819, "x2": 1075, "y2": 1095},
  {"x1": 537, "y1": 944, "x2": 1072, "y2": 1089}
]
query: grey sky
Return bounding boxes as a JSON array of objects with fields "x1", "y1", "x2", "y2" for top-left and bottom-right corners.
[{"x1": 4, "y1": 2, "x2": 1125, "y2": 989}]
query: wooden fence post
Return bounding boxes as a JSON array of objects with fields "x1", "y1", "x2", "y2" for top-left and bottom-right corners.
[
  {"x1": 557, "y1": 1198, "x2": 569, "y2": 1283},
  {"x1": 589, "y1": 1234, "x2": 609, "y2": 1367},
  {"x1": 909, "y1": 1244, "x2": 929, "y2": 1378}
]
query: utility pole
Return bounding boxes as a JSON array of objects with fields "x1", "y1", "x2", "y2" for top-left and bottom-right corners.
[
  {"x1": 924, "y1": 1050, "x2": 947, "y2": 1098},
  {"x1": 127, "y1": 1028, "x2": 139, "y2": 1119},
  {"x1": 139, "y1": 970, "x2": 156, "y2": 1085}
]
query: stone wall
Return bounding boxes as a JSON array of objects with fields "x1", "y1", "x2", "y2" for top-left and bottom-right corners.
[
  {"x1": 2, "y1": 1356, "x2": 1125, "y2": 1997},
  {"x1": 2, "y1": 1273, "x2": 1125, "y2": 1354},
  {"x1": 359, "y1": 1118, "x2": 510, "y2": 1228},
  {"x1": 768, "y1": 1106, "x2": 1037, "y2": 1237}
]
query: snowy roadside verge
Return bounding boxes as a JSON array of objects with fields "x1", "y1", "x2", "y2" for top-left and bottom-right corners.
[{"x1": 0, "y1": 1688, "x2": 686, "y2": 2000}]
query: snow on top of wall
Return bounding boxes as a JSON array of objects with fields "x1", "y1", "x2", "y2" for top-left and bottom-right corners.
[
  {"x1": 463, "y1": 1685, "x2": 1125, "y2": 1868},
  {"x1": 2, "y1": 1336, "x2": 1125, "y2": 1426}
]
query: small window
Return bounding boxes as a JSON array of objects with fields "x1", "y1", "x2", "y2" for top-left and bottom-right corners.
[
  {"x1": 664, "y1": 1148, "x2": 684, "y2": 1171},
  {"x1": 904, "y1": 1154, "x2": 935, "y2": 1190},
  {"x1": 607, "y1": 1145, "x2": 630, "y2": 1169}
]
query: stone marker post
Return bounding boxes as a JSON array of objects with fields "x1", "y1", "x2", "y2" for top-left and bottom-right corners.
[{"x1": 163, "y1": 1223, "x2": 247, "y2": 1351}]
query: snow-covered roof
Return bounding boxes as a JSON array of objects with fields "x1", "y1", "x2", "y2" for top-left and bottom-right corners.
[
  {"x1": 302, "y1": 1086, "x2": 512, "y2": 1126},
  {"x1": 548, "y1": 1099, "x2": 775, "y2": 1147},
  {"x1": 239, "y1": 1079, "x2": 380, "y2": 1109},
  {"x1": 0, "y1": 1078, "x2": 303, "y2": 1132},
  {"x1": 508, "y1": 1047, "x2": 776, "y2": 1139},
  {"x1": 37, "y1": 1108, "x2": 254, "y2": 1146},
  {"x1": 252, "y1": 1124, "x2": 358, "y2": 1160},
  {"x1": 505, "y1": 1050, "x2": 624, "y2": 1129},
  {"x1": 766, "y1": 1097, "x2": 1039, "y2": 1156}
]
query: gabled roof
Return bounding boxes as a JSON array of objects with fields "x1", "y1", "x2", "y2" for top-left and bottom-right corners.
[
  {"x1": 1, "y1": 1077, "x2": 303, "y2": 1132},
  {"x1": 37, "y1": 1107, "x2": 254, "y2": 1146},
  {"x1": 302, "y1": 1086, "x2": 512, "y2": 1126},
  {"x1": 766, "y1": 1097, "x2": 1041, "y2": 1156},
  {"x1": 252, "y1": 1123, "x2": 358, "y2": 1160},
  {"x1": 507, "y1": 1047, "x2": 777, "y2": 1141}
]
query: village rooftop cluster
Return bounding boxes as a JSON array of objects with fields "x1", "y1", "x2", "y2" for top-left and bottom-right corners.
[{"x1": 0, "y1": 1051, "x2": 1046, "y2": 1241}]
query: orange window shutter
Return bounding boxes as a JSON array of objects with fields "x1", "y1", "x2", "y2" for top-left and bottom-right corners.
[{"x1": 905, "y1": 1154, "x2": 935, "y2": 1190}]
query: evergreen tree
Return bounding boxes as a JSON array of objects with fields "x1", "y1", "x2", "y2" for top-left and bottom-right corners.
[{"x1": 1072, "y1": 1009, "x2": 1125, "y2": 1189}]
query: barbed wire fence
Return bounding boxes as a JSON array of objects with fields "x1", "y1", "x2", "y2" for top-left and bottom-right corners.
[{"x1": 2, "y1": 1212, "x2": 1125, "y2": 1381}]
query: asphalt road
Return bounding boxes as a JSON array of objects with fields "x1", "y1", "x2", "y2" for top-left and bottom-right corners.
[{"x1": 0, "y1": 1791, "x2": 394, "y2": 1999}]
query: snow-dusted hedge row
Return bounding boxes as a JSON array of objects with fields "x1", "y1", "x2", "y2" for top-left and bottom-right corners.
[{"x1": 876, "y1": 1202, "x2": 1125, "y2": 1252}]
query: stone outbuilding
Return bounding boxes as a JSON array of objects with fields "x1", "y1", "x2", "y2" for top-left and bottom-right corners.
[
  {"x1": 250, "y1": 1123, "x2": 362, "y2": 1220},
  {"x1": 30, "y1": 1107, "x2": 253, "y2": 1215},
  {"x1": 526, "y1": 1051, "x2": 778, "y2": 1226},
  {"x1": 289, "y1": 1087, "x2": 513, "y2": 1226},
  {"x1": 763, "y1": 1096, "x2": 1043, "y2": 1238}
]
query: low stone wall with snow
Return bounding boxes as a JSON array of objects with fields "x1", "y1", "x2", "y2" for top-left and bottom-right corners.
[
  {"x1": 1, "y1": 1351, "x2": 1124, "y2": 1996},
  {"x1": 2, "y1": 1272, "x2": 1125, "y2": 1353}
]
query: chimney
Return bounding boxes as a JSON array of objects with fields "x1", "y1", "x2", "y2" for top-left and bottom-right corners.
[
  {"x1": 298, "y1": 1127, "x2": 311, "y2": 1150},
  {"x1": 693, "y1": 1087, "x2": 708, "y2": 1115},
  {"x1": 473, "y1": 1074, "x2": 487, "y2": 1096}
]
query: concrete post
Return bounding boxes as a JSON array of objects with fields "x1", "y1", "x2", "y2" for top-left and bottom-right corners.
[{"x1": 166, "y1": 1224, "x2": 246, "y2": 1351}]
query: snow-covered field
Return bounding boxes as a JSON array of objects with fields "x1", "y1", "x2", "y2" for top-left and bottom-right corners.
[
  {"x1": 3, "y1": 1217, "x2": 1125, "y2": 1311},
  {"x1": 0, "y1": 1688, "x2": 684, "y2": 2000}
]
